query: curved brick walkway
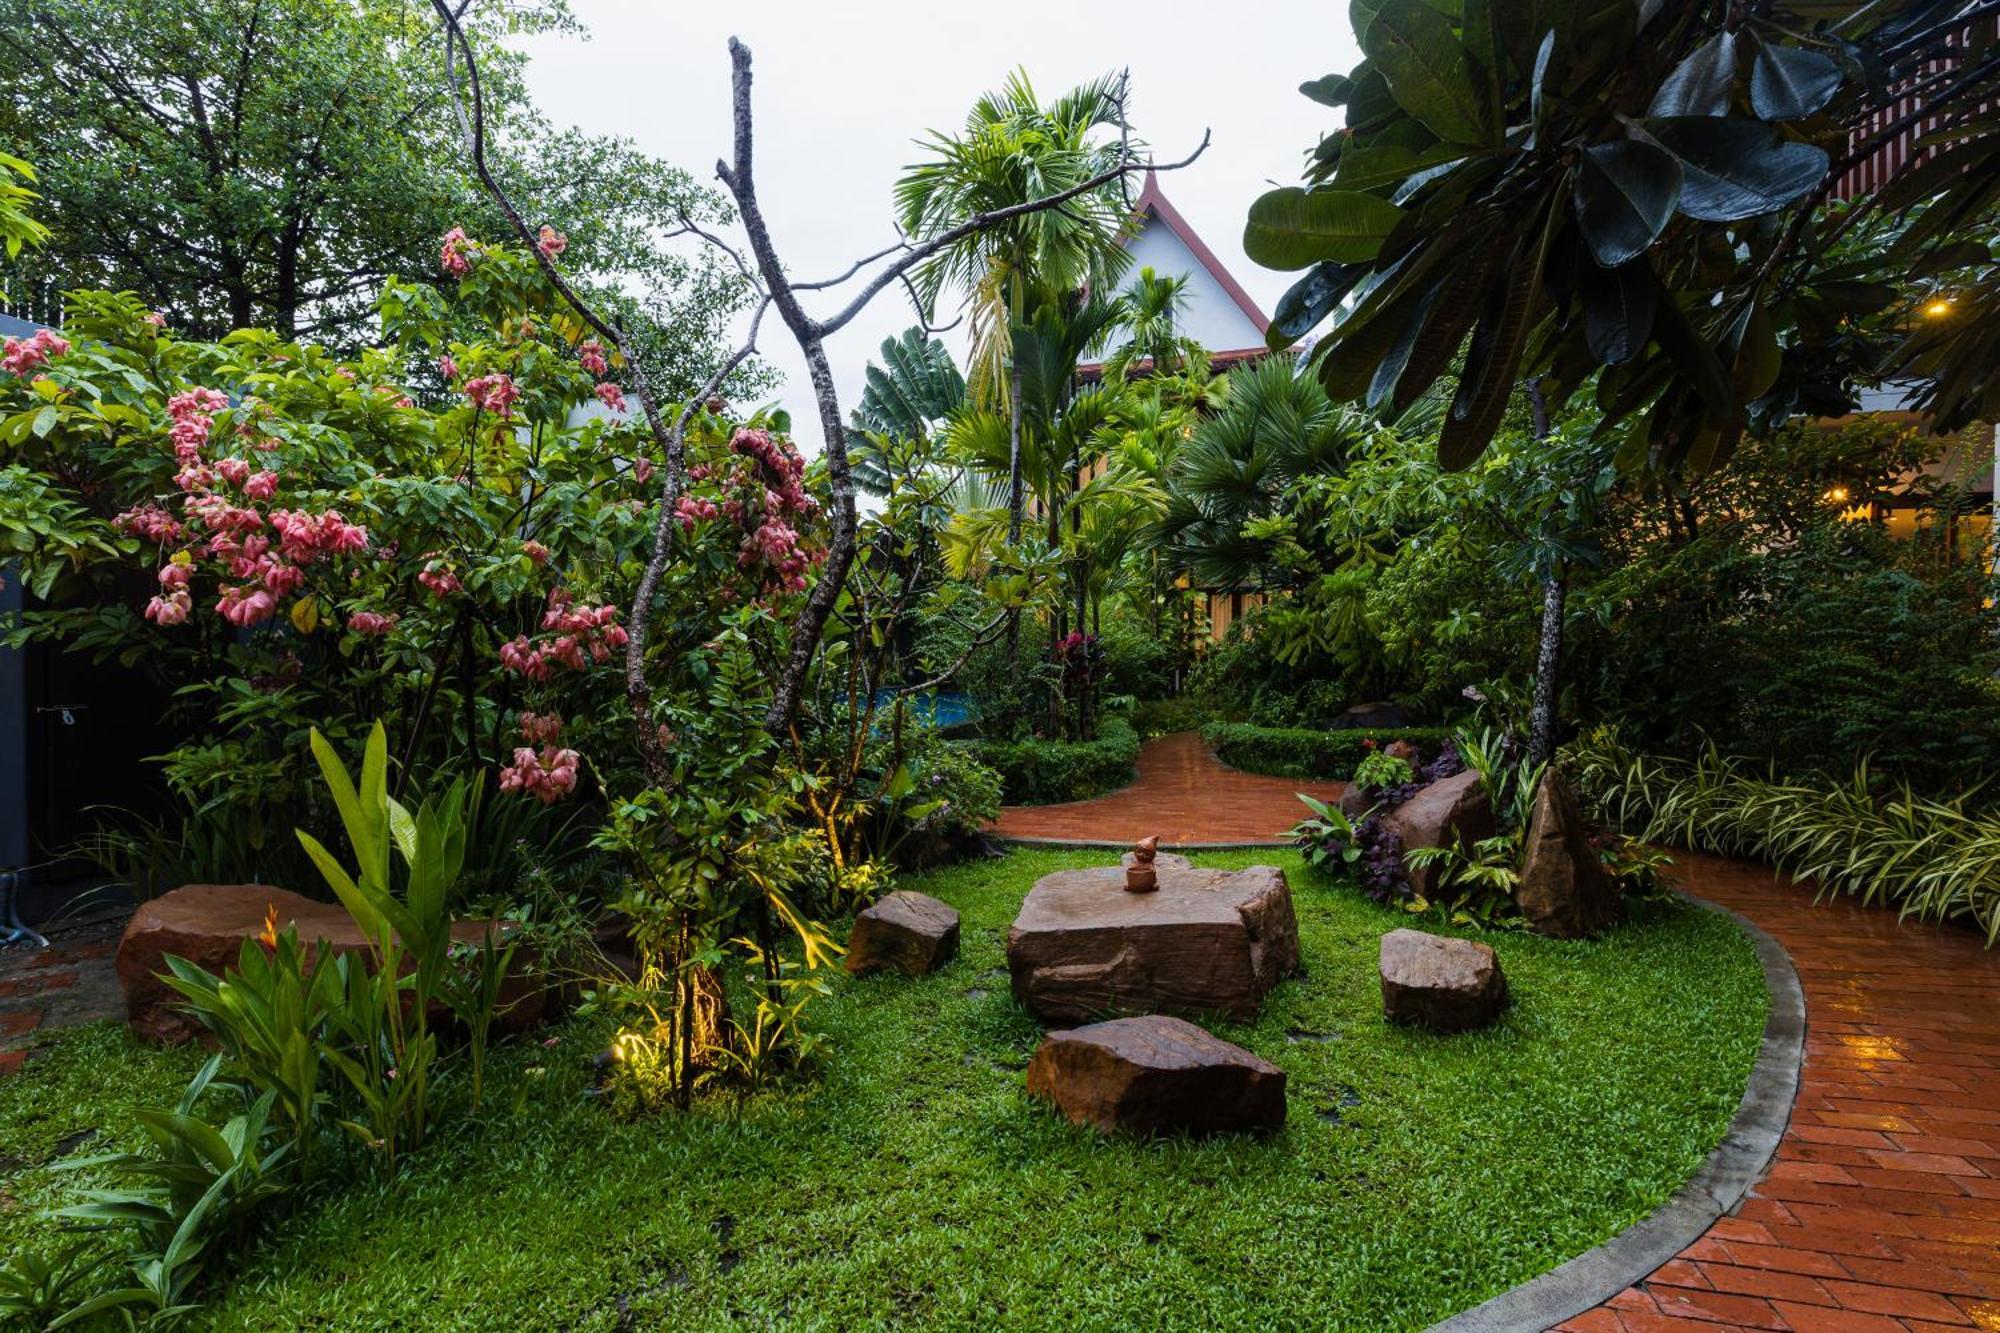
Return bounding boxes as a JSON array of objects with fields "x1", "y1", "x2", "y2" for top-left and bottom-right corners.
[
  {"x1": 992, "y1": 742, "x2": 2000, "y2": 1330},
  {"x1": 1566, "y1": 852, "x2": 2000, "y2": 1333},
  {"x1": 987, "y1": 729, "x2": 1346, "y2": 845}
]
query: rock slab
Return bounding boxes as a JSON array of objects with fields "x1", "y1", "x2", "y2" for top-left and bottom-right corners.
[
  {"x1": 1008, "y1": 862, "x2": 1300, "y2": 1023},
  {"x1": 1382, "y1": 769, "x2": 1495, "y2": 898},
  {"x1": 118, "y1": 884, "x2": 541, "y2": 1045},
  {"x1": 1516, "y1": 770, "x2": 1622, "y2": 938},
  {"x1": 1379, "y1": 928, "x2": 1509, "y2": 1033},
  {"x1": 845, "y1": 890, "x2": 960, "y2": 977},
  {"x1": 1025, "y1": 1015, "x2": 1286, "y2": 1136}
]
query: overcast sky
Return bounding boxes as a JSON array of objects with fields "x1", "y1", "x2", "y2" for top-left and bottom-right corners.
[{"x1": 517, "y1": 1, "x2": 1361, "y2": 452}]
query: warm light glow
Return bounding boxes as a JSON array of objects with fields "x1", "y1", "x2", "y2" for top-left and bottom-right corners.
[
  {"x1": 1823, "y1": 485, "x2": 1850, "y2": 504},
  {"x1": 1925, "y1": 298, "x2": 1956, "y2": 318}
]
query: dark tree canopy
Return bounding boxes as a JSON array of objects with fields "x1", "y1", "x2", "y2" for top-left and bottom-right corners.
[
  {"x1": 0, "y1": 0, "x2": 755, "y2": 374},
  {"x1": 1251, "y1": 0, "x2": 2000, "y2": 473}
]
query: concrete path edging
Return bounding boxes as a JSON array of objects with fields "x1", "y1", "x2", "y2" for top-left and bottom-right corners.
[{"x1": 1426, "y1": 893, "x2": 1806, "y2": 1333}]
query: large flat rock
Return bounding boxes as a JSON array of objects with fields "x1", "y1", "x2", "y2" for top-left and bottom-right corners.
[
  {"x1": 1381, "y1": 769, "x2": 1494, "y2": 899},
  {"x1": 118, "y1": 884, "x2": 541, "y2": 1045},
  {"x1": 1007, "y1": 862, "x2": 1299, "y2": 1023},
  {"x1": 1026, "y1": 1015, "x2": 1286, "y2": 1136}
]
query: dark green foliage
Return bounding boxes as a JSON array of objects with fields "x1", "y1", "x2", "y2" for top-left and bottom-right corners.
[
  {"x1": 958, "y1": 716, "x2": 1140, "y2": 804},
  {"x1": 1204, "y1": 722, "x2": 1457, "y2": 781},
  {"x1": 1257, "y1": 1, "x2": 2000, "y2": 466},
  {"x1": 1587, "y1": 522, "x2": 2000, "y2": 790},
  {"x1": 1095, "y1": 617, "x2": 1179, "y2": 700}
]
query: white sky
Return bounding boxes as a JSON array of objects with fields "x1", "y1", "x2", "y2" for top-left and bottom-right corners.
[{"x1": 517, "y1": 0, "x2": 1361, "y2": 452}]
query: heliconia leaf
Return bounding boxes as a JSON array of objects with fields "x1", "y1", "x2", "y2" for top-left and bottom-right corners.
[
  {"x1": 1360, "y1": 0, "x2": 1498, "y2": 146},
  {"x1": 1300, "y1": 73, "x2": 1355, "y2": 107},
  {"x1": 1648, "y1": 31, "x2": 1739, "y2": 117},
  {"x1": 1749, "y1": 41, "x2": 1843, "y2": 122},
  {"x1": 1573, "y1": 139, "x2": 1683, "y2": 268},
  {"x1": 1244, "y1": 187, "x2": 1405, "y2": 270},
  {"x1": 1581, "y1": 257, "x2": 1659, "y2": 365},
  {"x1": 1635, "y1": 116, "x2": 1830, "y2": 222}
]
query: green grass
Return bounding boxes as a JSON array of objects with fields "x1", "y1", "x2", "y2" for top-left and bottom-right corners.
[{"x1": 0, "y1": 848, "x2": 1766, "y2": 1331}]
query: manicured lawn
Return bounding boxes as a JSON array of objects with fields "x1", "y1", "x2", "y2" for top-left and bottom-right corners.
[{"x1": 0, "y1": 848, "x2": 1765, "y2": 1331}]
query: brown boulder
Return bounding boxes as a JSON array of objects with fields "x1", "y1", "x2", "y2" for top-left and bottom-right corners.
[
  {"x1": 1025, "y1": 1015, "x2": 1286, "y2": 1136},
  {"x1": 1384, "y1": 740, "x2": 1421, "y2": 766},
  {"x1": 1337, "y1": 784, "x2": 1376, "y2": 820},
  {"x1": 1516, "y1": 770, "x2": 1622, "y2": 938},
  {"x1": 117, "y1": 884, "x2": 543, "y2": 1045},
  {"x1": 1378, "y1": 928, "x2": 1509, "y2": 1033},
  {"x1": 1381, "y1": 769, "x2": 1494, "y2": 898},
  {"x1": 845, "y1": 890, "x2": 960, "y2": 977},
  {"x1": 1007, "y1": 862, "x2": 1299, "y2": 1023}
]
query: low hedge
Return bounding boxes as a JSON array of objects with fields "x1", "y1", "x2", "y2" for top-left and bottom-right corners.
[
  {"x1": 1203, "y1": 721, "x2": 1457, "y2": 781},
  {"x1": 960, "y1": 717, "x2": 1142, "y2": 805}
]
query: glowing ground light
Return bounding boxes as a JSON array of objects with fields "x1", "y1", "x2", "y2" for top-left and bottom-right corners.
[{"x1": 1925, "y1": 298, "x2": 1956, "y2": 318}]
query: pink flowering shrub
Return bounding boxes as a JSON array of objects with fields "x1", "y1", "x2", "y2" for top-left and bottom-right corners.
[{"x1": 1, "y1": 243, "x2": 827, "y2": 868}]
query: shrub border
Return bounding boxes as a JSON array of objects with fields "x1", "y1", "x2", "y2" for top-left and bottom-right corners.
[{"x1": 1425, "y1": 890, "x2": 1805, "y2": 1333}]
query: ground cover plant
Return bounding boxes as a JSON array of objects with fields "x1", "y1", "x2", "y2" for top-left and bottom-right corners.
[{"x1": 0, "y1": 848, "x2": 1766, "y2": 1331}]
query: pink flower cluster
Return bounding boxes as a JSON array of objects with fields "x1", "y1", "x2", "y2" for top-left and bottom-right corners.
[
  {"x1": 536, "y1": 225, "x2": 567, "y2": 260},
  {"x1": 167, "y1": 387, "x2": 228, "y2": 464},
  {"x1": 579, "y1": 340, "x2": 608, "y2": 377},
  {"x1": 347, "y1": 610, "x2": 397, "y2": 636},
  {"x1": 417, "y1": 558, "x2": 462, "y2": 599},
  {"x1": 115, "y1": 505, "x2": 184, "y2": 546},
  {"x1": 269, "y1": 508, "x2": 368, "y2": 562},
  {"x1": 439, "y1": 226, "x2": 476, "y2": 278},
  {"x1": 499, "y1": 742, "x2": 579, "y2": 804},
  {"x1": 674, "y1": 495, "x2": 719, "y2": 530},
  {"x1": 594, "y1": 382, "x2": 627, "y2": 413},
  {"x1": 146, "y1": 563, "x2": 193, "y2": 626},
  {"x1": 499, "y1": 712, "x2": 578, "y2": 803},
  {"x1": 465, "y1": 373, "x2": 519, "y2": 417},
  {"x1": 518, "y1": 710, "x2": 563, "y2": 745},
  {"x1": 723, "y1": 428, "x2": 820, "y2": 593},
  {"x1": 2, "y1": 328, "x2": 69, "y2": 376},
  {"x1": 498, "y1": 589, "x2": 627, "y2": 680}
]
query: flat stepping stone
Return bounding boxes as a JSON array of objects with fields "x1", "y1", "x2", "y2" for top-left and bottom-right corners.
[
  {"x1": 1025, "y1": 1015, "x2": 1286, "y2": 1136},
  {"x1": 118, "y1": 885, "x2": 540, "y2": 1045},
  {"x1": 1007, "y1": 862, "x2": 1300, "y2": 1022},
  {"x1": 1378, "y1": 928, "x2": 1509, "y2": 1033},
  {"x1": 845, "y1": 891, "x2": 959, "y2": 977}
]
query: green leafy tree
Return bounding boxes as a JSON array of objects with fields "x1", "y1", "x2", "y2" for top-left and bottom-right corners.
[
  {"x1": 0, "y1": 0, "x2": 754, "y2": 383},
  {"x1": 1251, "y1": 1, "x2": 2000, "y2": 471}
]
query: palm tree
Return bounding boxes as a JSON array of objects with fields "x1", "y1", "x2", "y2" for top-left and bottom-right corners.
[
  {"x1": 1104, "y1": 267, "x2": 1203, "y2": 380},
  {"x1": 1160, "y1": 354, "x2": 1375, "y2": 593},
  {"x1": 895, "y1": 69, "x2": 1137, "y2": 542}
]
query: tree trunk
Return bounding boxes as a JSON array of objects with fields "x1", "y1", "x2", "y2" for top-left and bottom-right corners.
[
  {"x1": 1527, "y1": 570, "x2": 1566, "y2": 769},
  {"x1": 1006, "y1": 366, "x2": 1025, "y2": 544}
]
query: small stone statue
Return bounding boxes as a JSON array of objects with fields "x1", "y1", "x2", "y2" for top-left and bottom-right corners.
[{"x1": 1124, "y1": 835, "x2": 1161, "y2": 893}]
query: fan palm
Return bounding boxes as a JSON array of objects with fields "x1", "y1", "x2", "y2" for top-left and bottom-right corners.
[{"x1": 1160, "y1": 354, "x2": 1375, "y2": 592}]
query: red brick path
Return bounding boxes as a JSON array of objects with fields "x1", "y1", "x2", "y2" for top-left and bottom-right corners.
[
  {"x1": 1560, "y1": 853, "x2": 2000, "y2": 1332},
  {"x1": 987, "y1": 730, "x2": 1346, "y2": 845},
  {"x1": 0, "y1": 926, "x2": 124, "y2": 1077}
]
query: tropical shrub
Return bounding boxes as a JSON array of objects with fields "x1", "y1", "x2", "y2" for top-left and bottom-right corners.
[
  {"x1": 1571, "y1": 731, "x2": 2000, "y2": 945},
  {"x1": 961, "y1": 716, "x2": 1140, "y2": 805},
  {"x1": 1203, "y1": 722, "x2": 1455, "y2": 781}
]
